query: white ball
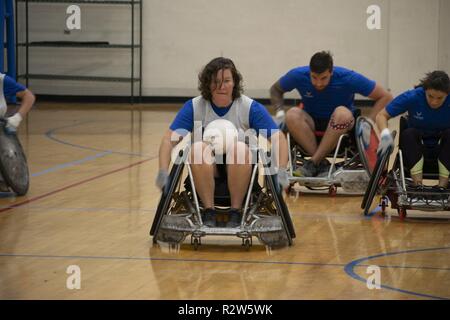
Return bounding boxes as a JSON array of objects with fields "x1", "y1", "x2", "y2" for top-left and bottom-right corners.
[{"x1": 203, "y1": 119, "x2": 238, "y2": 155}]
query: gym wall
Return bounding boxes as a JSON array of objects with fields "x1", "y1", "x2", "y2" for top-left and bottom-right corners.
[{"x1": 16, "y1": 0, "x2": 449, "y2": 100}]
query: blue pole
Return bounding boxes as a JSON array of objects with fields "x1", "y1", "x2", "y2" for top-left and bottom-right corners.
[
  {"x1": 6, "y1": 0, "x2": 16, "y2": 79},
  {"x1": 0, "y1": 0, "x2": 5, "y2": 74}
]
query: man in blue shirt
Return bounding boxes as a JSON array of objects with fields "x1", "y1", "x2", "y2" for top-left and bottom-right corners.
[
  {"x1": 1, "y1": 73, "x2": 35, "y2": 131},
  {"x1": 376, "y1": 71, "x2": 450, "y2": 189},
  {"x1": 270, "y1": 51, "x2": 392, "y2": 177},
  {"x1": 156, "y1": 57, "x2": 288, "y2": 228}
]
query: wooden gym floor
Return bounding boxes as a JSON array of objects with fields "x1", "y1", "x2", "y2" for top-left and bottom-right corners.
[{"x1": 0, "y1": 102, "x2": 449, "y2": 300}]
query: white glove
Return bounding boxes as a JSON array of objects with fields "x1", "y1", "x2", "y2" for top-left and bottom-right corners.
[
  {"x1": 277, "y1": 167, "x2": 290, "y2": 189},
  {"x1": 155, "y1": 169, "x2": 169, "y2": 190},
  {"x1": 377, "y1": 128, "x2": 394, "y2": 155},
  {"x1": 275, "y1": 109, "x2": 285, "y2": 122},
  {"x1": 357, "y1": 120, "x2": 372, "y2": 149},
  {"x1": 274, "y1": 109, "x2": 286, "y2": 130},
  {"x1": 6, "y1": 113, "x2": 23, "y2": 132}
]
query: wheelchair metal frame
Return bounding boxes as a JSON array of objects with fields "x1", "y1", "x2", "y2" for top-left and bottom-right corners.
[
  {"x1": 362, "y1": 120, "x2": 450, "y2": 220},
  {"x1": 150, "y1": 144, "x2": 296, "y2": 250},
  {"x1": 286, "y1": 116, "x2": 370, "y2": 196}
]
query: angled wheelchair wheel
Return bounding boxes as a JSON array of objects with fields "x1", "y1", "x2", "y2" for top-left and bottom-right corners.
[
  {"x1": 150, "y1": 150, "x2": 187, "y2": 242},
  {"x1": 0, "y1": 126, "x2": 29, "y2": 196},
  {"x1": 262, "y1": 170, "x2": 296, "y2": 245},
  {"x1": 355, "y1": 116, "x2": 379, "y2": 175},
  {"x1": 361, "y1": 143, "x2": 393, "y2": 216}
]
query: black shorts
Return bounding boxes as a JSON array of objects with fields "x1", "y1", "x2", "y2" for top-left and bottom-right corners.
[{"x1": 313, "y1": 118, "x2": 330, "y2": 132}]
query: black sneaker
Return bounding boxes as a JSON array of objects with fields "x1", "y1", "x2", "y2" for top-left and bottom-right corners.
[
  {"x1": 202, "y1": 208, "x2": 217, "y2": 228},
  {"x1": 226, "y1": 209, "x2": 241, "y2": 228},
  {"x1": 298, "y1": 160, "x2": 318, "y2": 177},
  {"x1": 316, "y1": 159, "x2": 332, "y2": 178}
]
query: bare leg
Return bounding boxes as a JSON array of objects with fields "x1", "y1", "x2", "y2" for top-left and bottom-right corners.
[
  {"x1": 286, "y1": 107, "x2": 317, "y2": 156},
  {"x1": 311, "y1": 106, "x2": 354, "y2": 164},
  {"x1": 411, "y1": 173, "x2": 423, "y2": 186},
  {"x1": 438, "y1": 177, "x2": 448, "y2": 188},
  {"x1": 189, "y1": 142, "x2": 215, "y2": 208},
  {"x1": 226, "y1": 141, "x2": 252, "y2": 209}
]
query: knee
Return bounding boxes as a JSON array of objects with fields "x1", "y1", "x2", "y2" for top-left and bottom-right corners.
[
  {"x1": 329, "y1": 106, "x2": 354, "y2": 131},
  {"x1": 286, "y1": 107, "x2": 300, "y2": 123},
  {"x1": 286, "y1": 107, "x2": 306, "y2": 128}
]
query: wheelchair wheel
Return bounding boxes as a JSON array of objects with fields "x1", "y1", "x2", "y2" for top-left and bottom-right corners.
[
  {"x1": 0, "y1": 127, "x2": 29, "y2": 196},
  {"x1": 361, "y1": 143, "x2": 393, "y2": 216},
  {"x1": 264, "y1": 173, "x2": 296, "y2": 244},
  {"x1": 150, "y1": 151, "x2": 187, "y2": 242}
]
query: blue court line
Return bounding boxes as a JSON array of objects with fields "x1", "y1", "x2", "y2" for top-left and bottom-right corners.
[
  {"x1": 23, "y1": 121, "x2": 153, "y2": 179},
  {"x1": 344, "y1": 246, "x2": 450, "y2": 300},
  {"x1": 45, "y1": 121, "x2": 147, "y2": 157},
  {"x1": 31, "y1": 151, "x2": 112, "y2": 177},
  {"x1": 367, "y1": 205, "x2": 381, "y2": 217}
]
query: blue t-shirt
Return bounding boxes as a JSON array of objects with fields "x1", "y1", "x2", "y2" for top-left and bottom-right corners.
[
  {"x1": 2, "y1": 75, "x2": 26, "y2": 102},
  {"x1": 169, "y1": 98, "x2": 278, "y2": 138},
  {"x1": 386, "y1": 87, "x2": 450, "y2": 133},
  {"x1": 279, "y1": 66, "x2": 376, "y2": 119}
]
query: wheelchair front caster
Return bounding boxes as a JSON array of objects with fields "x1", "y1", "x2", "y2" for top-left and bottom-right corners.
[
  {"x1": 380, "y1": 196, "x2": 388, "y2": 216},
  {"x1": 328, "y1": 185, "x2": 337, "y2": 196},
  {"x1": 242, "y1": 238, "x2": 252, "y2": 251},
  {"x1": 397, "y1": 207, "x2": 407, "y2": 220}
]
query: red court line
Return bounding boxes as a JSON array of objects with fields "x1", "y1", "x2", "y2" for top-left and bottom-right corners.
[{"x1": 0, "y1": 157, "x2": 154, "y2": 213}]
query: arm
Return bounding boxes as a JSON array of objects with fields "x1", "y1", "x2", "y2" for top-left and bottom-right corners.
[
  {"x1": 270, "y1": 80, "x2": 286, "y2": 114},
  {"x1": 158, "y1": 129, "x2": 182, "y2": 171},
  {"x1": 15, "y1": 89, "x2": 36, "y2": 118},
  {"x1": 5, "y1": 89, "x2": 35, "y2": 130},
  {"x1": 375, "y1": 108, "x2": 395, "y2": 154},
  {"x1": 367, "y1": 84, "x2": 393, "y2": 121},
  {"x1": 375, "y1": 108, "x2": 392, "y2": 132}
]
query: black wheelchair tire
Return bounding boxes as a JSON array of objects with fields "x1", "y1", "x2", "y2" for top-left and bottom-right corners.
[
  {"x1": 0, "y1": 130, "x2": 29, "y2": 196},
  {"x1": 150, "y1": 160, "x2": 185, "y2": 240},
  {"x1": 264, "y1": 173, "x2": 296, "y2": 244},
  {"x1": 361, "y1": 144, "x2": 392, "y2": 215}
]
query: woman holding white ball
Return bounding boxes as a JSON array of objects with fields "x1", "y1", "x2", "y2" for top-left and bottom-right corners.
[{"x1": 156, "y1": 57, "x2": 289, "y2": 228}]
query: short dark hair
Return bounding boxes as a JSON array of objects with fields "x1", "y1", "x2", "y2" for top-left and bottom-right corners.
[
  {"x1": 309, "y1": 51, "x2": 334, "y2": 74},
  {"x1": 198, "y1": 57, "x2": 243, "y2": 101},
  {"x1": 417, "y1": 70, "x2": 450, "y2": 94}
]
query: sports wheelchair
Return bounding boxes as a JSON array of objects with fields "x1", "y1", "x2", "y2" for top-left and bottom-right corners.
[
  {"x1": 285, "y1": 109, "x2": 376, "y2": 196},
  {"x1": 362, "y1": 116, "x2": 450, "y2": 220},
  {"x1": 150, "y1": 143, "x2": 296, "y2": 250},
  {"x1": 0, "y1": 118, "x2": 29, "y2": 195}
]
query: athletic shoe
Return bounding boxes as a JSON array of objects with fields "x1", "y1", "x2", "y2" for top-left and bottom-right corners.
[
  {"x1": 297, "y1": 160, "x2": 318, "y2": 177},
  {"x1": 226, "y1": 209, "x2": 241, "y2": 228},
  {"x1": 316, "y1": 159, "x2": 333, "y2": 178},
  {"x1": 202, "y1": 208, "x2": 217, "y2": 228}
]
